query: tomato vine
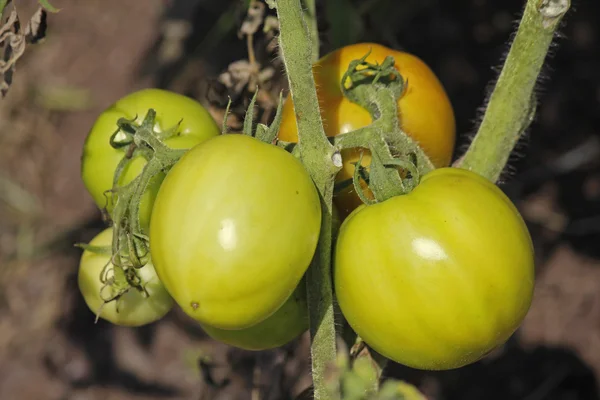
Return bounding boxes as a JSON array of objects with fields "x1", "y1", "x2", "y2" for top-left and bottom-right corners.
[{"x1": 74, "y1": 0, "x2": 571, "y2": 398}]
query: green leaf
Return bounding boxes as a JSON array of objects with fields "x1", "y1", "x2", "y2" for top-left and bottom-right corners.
[
  {"x1": 0, "y1": 0, "x2": 10, "y2": 17},
  {"x1": 243, "y1": 90, "x2": 259, "y2": 136}
]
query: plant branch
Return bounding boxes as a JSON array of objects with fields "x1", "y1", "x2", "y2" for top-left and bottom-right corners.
[
  {"x1": 303, "y1": 0, "x2": 319, "y2": 62},
  {"x1": 458, "y1": 0, "x2": 570, "y2": 182},
  {"x1": 333, "y1": 125, "x2": 375, "y2": 149},
  {"x1": 272, "y1": 0, "x2": 341, "y2": 398},
  {"x1": 338, "y1": 58, "x2": 435, "y2": 178}
]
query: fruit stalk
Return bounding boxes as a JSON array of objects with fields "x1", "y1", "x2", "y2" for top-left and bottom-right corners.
[
  {"x1": 272, "y1": 0, "x2": 342, "y2": 398},
  {"x1": 458, "y1": 0, "x2": 570, "y2": 182}
]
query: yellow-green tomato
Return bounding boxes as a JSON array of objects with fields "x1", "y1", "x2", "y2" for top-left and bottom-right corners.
[
  {"x1": 78, "y1": 228, "x2": 174, "y2": 327},
  {"x1": 334, "y1": 167, "x2": 535, "y2": 370},
  {"x1": 81, "y1": 88, "x2": 220, "y2": 232},
  {"x1": 150, "y1": 134, "x2": 321, "y2": 330},
  {"x1": 201, "y1": 279, "x2": 308, "y2": 351}
]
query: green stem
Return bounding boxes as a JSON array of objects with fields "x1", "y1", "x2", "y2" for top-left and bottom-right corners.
[
  {"x1": 334, "y1": 81, "x2": 434, "y2": 202},
  {"x1": 339, "y1": 62, "x2": 435, "y2": 175},
  {"x1": 367, "y1": 136, "x2": 406, "y2": 200},
  {"x1": 109, "y1": 112, "x2": 186, "y2": 270},
  {"x1": 371, "y1": 86, "x2": 434, "y2": 176},
  {"x1": 303, "y1": 0, "x2": 319, "y2": 62},
  {"x1": 0, "y1": 0, "x2": 8, "y2": 17},
  {"x1": 458, "y1": 0, "x2": 570, "y2": 182},
  {"x1": 333, "y1": 126, "x2": 374, "y2": 149},
  {"x1": 273, "y1": 0, "x2": 341, "y2": 398}
]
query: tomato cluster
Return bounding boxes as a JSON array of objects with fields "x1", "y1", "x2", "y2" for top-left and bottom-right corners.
[
  {"x1": 79, "y1": 88, "x2": 316, "y2": 350},
  {"x1": 78, "y1": 43, "x2": 534, "y2": 368}
]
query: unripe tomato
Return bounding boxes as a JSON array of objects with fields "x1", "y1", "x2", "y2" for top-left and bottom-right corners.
[
  {"x1": 334, "y1": 168, "x2": 534, "y2": 370},
  {"x1": 201, "y1": 279, "x2": 308, "y2": 351},
  {"x1": 78, "y1": 228, "x2": 174, "y2": 327},
  {"x1": 81, "y1": 89, "x2": 220, "y2": 232},
  {"x1": 278, "y1": 43, "x2": 456, "y2": 217},
  {"x1": 150, "y1": 134, "x2": 321, "y2": 330}
]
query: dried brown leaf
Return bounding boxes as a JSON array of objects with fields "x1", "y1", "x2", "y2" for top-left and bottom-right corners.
[
  {"x1": 25, "y1": 7, "x2": 47, "y2": 44},
  {"x1": 0, "y1": 6, "x2": 47, "y2": 97},
  {"x1": 239, "y1": 0, "x2": 265, "y2": 38}
]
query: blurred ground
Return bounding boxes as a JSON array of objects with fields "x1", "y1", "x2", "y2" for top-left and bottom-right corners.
[{"x1": 0, "y1": 0, "x2": 599, "y2": 399}]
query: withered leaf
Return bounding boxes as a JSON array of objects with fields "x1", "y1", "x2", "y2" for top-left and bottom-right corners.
[
  {"x1": 239, "y1": 0, "x2": 265, "y2": 38},
  {"x1": 0, "y1": 6, "x2": 48, "y2": 97},
  {"x1": 25, "y1": 7, "x2": 47, "y2": 44}
]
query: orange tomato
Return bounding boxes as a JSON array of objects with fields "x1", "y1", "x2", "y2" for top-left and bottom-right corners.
[{"x1": 279, "y1": 43, "x2": 456, "y2": 217}]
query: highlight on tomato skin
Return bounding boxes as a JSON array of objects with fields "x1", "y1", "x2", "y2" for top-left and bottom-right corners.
[
  {"x1": 80, "y1": 88, "x2": 221, "y2": 233},
  {"x1": 278, "y1": 42, "x2": 457, "y2": 218},
  {"x1": 149, "y1": 133, "x2": 322, "y2": 331},
  {"x1": 333, "y1": 167, "x2": 535, "y2": 370},
  {"x1": 77, "y1": 227, "x2": 174, "y2": 327}
]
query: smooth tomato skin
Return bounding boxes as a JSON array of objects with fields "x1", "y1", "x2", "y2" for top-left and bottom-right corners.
[
  {"x1": 201, "y1": 279, "x2": 308, "y2": 351},
  {"x1": 334, "y1": 168, "x2": 534, "y2": 370},
  {"x1": 81, "y1": 88, "x2": 220, "y2": 232},
  {"x1": 279, "y1": 43, "x2": 456, "y2": 217},
  {"x1": 78, "y1": 228, "x2": 174, "y2": 327},
  {"x1": 150, "y1": 134, "x2": 321, "y2": 330}
]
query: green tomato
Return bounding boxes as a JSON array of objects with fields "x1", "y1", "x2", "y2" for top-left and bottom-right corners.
[
  {"x1": 81, "y1": 88, "x2": 220, "y2": 232},
  {"x1": 78, "y1": 227, "x2": 174, "y2": 327},
  {"x1": 334, "y1": 167, "x2": 535, "y2": 370},
  {"x1": 201, "y1": 278, "x2": 308, "y2": 350},
  {"x1": 150, "y1": 134, "x2": 321, "y2": 330}
]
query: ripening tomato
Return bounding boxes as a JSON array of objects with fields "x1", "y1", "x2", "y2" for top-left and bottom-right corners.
[
  {"x1": 279, "y1": 43, "x2": 456, "y2": 217},
  {"x1": 334, "y1": 168, "x2": 534, "y2": 370},
  {"x1": 78, "y1": 228, "x2": 174, "y2": 327},
  {"x1": 149, "y1": 133, "x2": 321, "y2": 330},
  {"x1": 81, "y1": 88, "x2": 220, "y2": 232},
  {"x1": 201, "y1": 279, "x2": 308, "y2": 351}
]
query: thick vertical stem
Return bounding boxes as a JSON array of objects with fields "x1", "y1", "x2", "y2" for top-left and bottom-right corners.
[
  {"x1": 274, "y1": 0, "x2": 341, "y2": 398},
  {"x1": 458, "y1": 0, "x2": 570, "y2": 182},
  {"x1": 303, "y1": 0, "x2": 319, "y2": 62}
]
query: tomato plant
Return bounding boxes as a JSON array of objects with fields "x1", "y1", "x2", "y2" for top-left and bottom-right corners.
[
  {"x1": 149, "y1": 133, "x2": 321, "y2": 330},
  {"x1": 73, "y1": 0, "x2": 567, "y2": 391},
  {"x1": 278, "y1": 42, "x2": 456, "y2": 217},
  {"x1": 334, "y1": 168, "x2": 535, "y2": 370},
  {"x1": 201, "y1": 278, "x2": 308, "y2": 351},
  {"x1": 81, "y1": 88, "x2": 220, "y2": 232},
  {"x1": 78, "y1": 227, "x2": 174, "y2": 327}
]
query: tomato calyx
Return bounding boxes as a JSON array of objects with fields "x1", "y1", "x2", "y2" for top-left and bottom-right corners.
[
  {"x1": 327, "y1": 50, "x2": 432, "y2": 204},
  {"x1": 341, "y1": 50, "x2": 406, "y2": 103},
  {"x1": 225, "y1": 89, "x2": 285, "y2": 145},
  {"x1": 351, "y1": 151, "x2": 421, "y2": 206},
  {"x1": 74, "y1": 242, "x2": 152, "y2": 323},
  {"x1": 105, "y1": 110, "x2": 187, "y2": 281}
]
